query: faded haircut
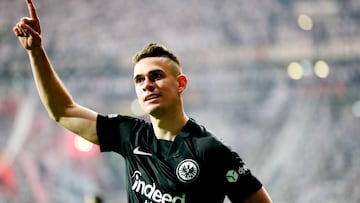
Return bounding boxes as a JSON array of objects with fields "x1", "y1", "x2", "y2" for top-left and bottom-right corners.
[{"x1": 132, "y1": 42, "x2": 181, "y2": 66}]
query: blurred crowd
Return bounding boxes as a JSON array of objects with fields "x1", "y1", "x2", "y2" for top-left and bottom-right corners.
[{"x1": 0, "y1": 0, "x2": 359, "y2": 202}]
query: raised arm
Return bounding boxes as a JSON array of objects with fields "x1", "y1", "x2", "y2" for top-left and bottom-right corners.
[{"x1": 13, "y1": 0, "x2": 98, "y2": 144}]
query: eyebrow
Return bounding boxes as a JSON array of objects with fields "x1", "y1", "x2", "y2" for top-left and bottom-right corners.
[{"x1": 133, "y1": 69, "x2": 165, "y2": 81}]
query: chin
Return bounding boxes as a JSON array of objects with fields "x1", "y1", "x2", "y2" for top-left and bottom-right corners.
[{"x1": 148, "y1": 106, "x2": 165, "y2": 118}]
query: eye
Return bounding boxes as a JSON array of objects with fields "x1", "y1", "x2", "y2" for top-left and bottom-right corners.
[
  {"x1": 135, "y1": 77, "x2": 144, "y2": 84},
  {"x1": 150, "y1": 72, "x2": 164, "y2": 81}
]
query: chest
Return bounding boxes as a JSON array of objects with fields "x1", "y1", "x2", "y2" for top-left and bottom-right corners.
[
  {"x1": 123, "y1": 127, "x2": 227, "y2": 202},
  {"x1": 128, "y1": 137, "x2": 209, "y2": 192}
]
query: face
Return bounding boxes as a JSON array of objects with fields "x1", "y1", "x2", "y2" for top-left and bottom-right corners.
[{"x1": 133, "y1": 57, "x2": 187, "y2": 117}]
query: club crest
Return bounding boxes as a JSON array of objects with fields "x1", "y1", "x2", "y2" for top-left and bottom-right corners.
[{"x1": 176, "y1": 159, "x2": 200, "y2": 183}]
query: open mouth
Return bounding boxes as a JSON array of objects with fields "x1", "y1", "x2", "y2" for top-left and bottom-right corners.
[{"x1": 145, "y1": 94, "x2": 160, "y2": 101}]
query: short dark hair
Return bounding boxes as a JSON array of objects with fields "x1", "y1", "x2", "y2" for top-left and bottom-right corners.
[{"x1": 132, "y1": 42, "x2": 180, "y2": 66}]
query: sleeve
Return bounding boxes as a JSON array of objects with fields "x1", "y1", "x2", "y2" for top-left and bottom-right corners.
[
  {"x1": 208, "y1": 141, "x2": 263, "y2": 202},
  {"x1": 223, "y1": 151, "x2": 263, "y2": 202},
  {"x1": 96, "y1": 114, "x2": 122, "y2": 153},
  {"x1": 96, "y1": 114, "x2": 144, "y2": 155}
]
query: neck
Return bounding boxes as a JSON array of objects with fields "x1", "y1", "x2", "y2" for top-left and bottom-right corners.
[{"x1": 150, "y1": 110, "x2": 189, "y2": 141}]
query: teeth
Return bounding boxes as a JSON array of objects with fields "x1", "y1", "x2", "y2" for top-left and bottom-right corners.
[{"x1": 146, "y1": 95, "x2": 159, "y2": 100}]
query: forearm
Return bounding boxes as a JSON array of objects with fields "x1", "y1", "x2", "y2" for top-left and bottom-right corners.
[
  {"x1": 242, "y1": 187, "x2": 272, "y2": 203},
  {"x1": 28, "y1": 46, "x2": 74, "y2": 121}
]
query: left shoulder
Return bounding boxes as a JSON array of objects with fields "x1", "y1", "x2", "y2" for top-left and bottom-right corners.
[
  {"x1": 186, "y1": 118, "x2": 223, "y2": 143},
  {"x1": 185, "y1": 118, "x2": 232, "y2": 158}
]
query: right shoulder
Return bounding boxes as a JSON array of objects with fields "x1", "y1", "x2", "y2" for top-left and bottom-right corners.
[
  {"x1": 97, "y1": 114, "x2": 150, "y2": 130},
  {"x1": 96, "y1": 114, "x2": 152, "y2": 153},
  {"x1": 96, "y1": 114, "x2": 154, "y2": 139}
]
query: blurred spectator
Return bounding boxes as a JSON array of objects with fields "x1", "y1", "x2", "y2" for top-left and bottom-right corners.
[{"x1": 84, "y1": 194, "x2": 104, "y2": 203}]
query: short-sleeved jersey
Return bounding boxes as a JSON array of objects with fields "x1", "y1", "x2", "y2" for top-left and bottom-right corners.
[{"x1": 97, "y1": 114, "x2": 262, "y2": 203}]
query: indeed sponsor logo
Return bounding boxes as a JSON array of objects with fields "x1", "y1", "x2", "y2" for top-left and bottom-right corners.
[{"x1": 131, "y1": 171, "x2": 186, "y2": 203}]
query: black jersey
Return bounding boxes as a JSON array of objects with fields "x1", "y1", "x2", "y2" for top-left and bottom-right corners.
[{"x1": 97, "y1": 114, "x2": 262, "y2": 203}]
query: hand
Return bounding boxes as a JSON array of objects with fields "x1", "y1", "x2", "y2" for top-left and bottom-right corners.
[{"x1": 13, "y1": 0, "x2": 42, "y2": 50}]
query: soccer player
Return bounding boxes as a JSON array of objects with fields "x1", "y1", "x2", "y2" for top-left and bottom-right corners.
[{"x1": 13, "y1": 0, "x2": 272, "y2": 202}]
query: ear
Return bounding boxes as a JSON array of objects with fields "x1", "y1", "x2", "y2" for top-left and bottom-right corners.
[{"x1": 177, "y1": 74, "x2": 188, "y2": 94}]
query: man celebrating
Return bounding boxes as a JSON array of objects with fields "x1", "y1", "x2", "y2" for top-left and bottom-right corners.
[{"x1": 14, "y1": 0, "x2": 272, "y2": 202}]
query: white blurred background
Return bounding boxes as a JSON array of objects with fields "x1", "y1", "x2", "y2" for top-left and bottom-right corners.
[{"x1": 0, "y1": 0, "x2": 359, "y2": 202}]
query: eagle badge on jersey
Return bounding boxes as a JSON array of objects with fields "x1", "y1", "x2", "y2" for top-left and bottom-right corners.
[{"x1": 176, "y1": 159, "x2": 200, "y2": 183}]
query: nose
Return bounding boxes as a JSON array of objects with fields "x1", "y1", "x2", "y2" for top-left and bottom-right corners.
[{"x1": 142, "y1": 77, "x2": 155, "y2": 92}]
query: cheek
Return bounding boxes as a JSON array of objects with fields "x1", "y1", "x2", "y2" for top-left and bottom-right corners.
[
  {"x1": 135, "y1": 87, "x2": 142, "y2": 99},
  {"x1": 161, "y1": 79, "x2": 177, "y2": 90},
  {"x1": 164, "y1": 84, "x2": 180, "y2": 98}
]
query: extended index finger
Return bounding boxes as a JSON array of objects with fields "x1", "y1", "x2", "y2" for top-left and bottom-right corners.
[{"x1": 26, "y1": 0, "x2": 39, "y2": 20}]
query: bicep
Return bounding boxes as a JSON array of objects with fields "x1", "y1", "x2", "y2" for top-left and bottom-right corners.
[
  {"x1": 241, "y1": 187, "x2": 272, "y2": 203},
  {"x1": 57, "y1": 103, "x2": 99, "y2": 144}
]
